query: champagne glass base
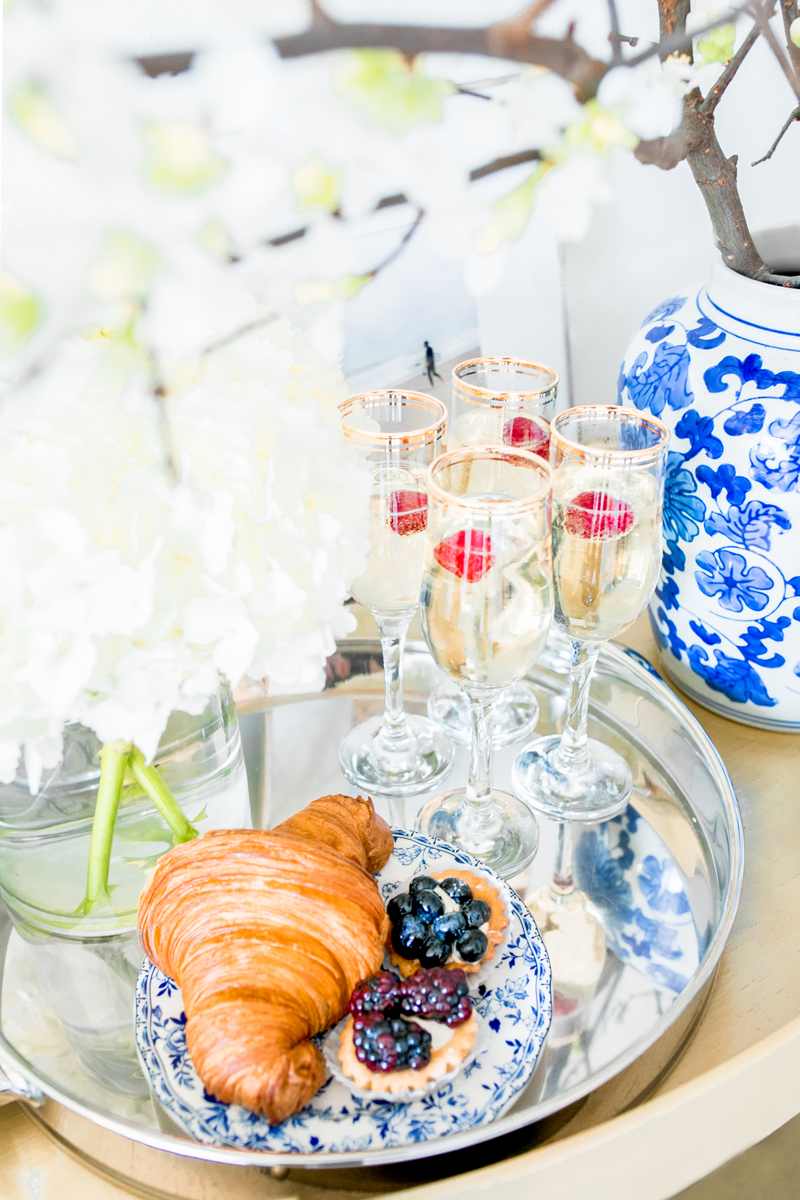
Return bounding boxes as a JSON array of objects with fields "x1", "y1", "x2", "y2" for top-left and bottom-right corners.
[
  {"x1": 426, "y1": 681, "x2": 540, "y2": 748},
  {"x1": 512, "y1": 734, "x2": 633, "y2": 823},
  {"x1": 414, "y1": 787, "x2": 540, "y2": 878},
  {"x1": 339, "y1": 714, "x2": 454, "y2": 799}
]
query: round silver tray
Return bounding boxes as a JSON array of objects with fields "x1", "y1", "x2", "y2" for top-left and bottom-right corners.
[{"x1": 0, "y1": 637, "x2": 743, "y2": 1189}]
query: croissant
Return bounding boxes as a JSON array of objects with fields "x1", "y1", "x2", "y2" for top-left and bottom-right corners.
[{"x1": 138, "y1": 794, "x2": 392, "y2": 1124}]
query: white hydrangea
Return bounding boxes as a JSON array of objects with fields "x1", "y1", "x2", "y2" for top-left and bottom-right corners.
[{"x1": 0, "y1": 321, "x2": 369, "y2": 782}]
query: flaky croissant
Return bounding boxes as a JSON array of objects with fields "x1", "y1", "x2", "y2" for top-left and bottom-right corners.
[{"x1": 138, "y1": 794, "x2": 392, "y2": 1125}]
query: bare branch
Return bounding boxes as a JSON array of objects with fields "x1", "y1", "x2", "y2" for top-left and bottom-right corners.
[
  {"x1": 627, "y1": 4, "x2": 748, "y2": 67},
  {"x1": 364, "y1": 209, "x2": 424, "y2": 281},
  {"x1": 699, "y1": 23, "x2": 761, "y2": 114},
  {"x1": 266, "y1": 149, "x2": 540, "y2": 250},
  {"x1": 607, "y1": 0, "x2": 624, "y2": 64},
  {"x1": 274, "y1": 3, "x2": 608, "y2": 100},
  {"x1": 753, "y1": 0, "x2": 800, "y2": 100},
  {"x1": 751, "y1": 102, "x2": 800, "y2": 161}
]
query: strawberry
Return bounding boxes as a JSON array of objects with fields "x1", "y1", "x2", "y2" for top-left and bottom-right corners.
[
  {"x1": 564, "y1": 491, "x2": 634, "y2": 539},
  {"x1": 433, "y1": 529, "x2": 495, "y2": 582},
  {"x1": 388, "y1": 490, "x2": 427, "y2": 536},
  {"x1": 502, "y1": 415, "x2": 549, "y2": 459}
]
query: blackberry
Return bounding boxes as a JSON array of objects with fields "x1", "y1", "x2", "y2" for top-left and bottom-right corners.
[
  {"x1": 462, "y1": 898, "x2": 491, "y2": 928},
  {"x1": 418, "y1": 934, "x2": 449, "y2": 968},
  {"x1": 432, "y1": 911, "x2": 467, "y2": 944},
  {"x1": 352, "y1": 1013, "x2": 431, "y2": 1072},
  {"x1": 408, "y1": 875, "x2": 438, "y2": 897},
  {"x1": 387, "y1": 891, "x2": 414, "y2": 924},
  {"x1": 398, "y1": 967, "x2": 472, "y2": 1027},
  {"x1": 438, "y1": 877, "x2": 472, "y2": 905},
  {"x1": 412, "y1": 889, "x2": 444, "y2": 924},
  {"x1": 348, "y1": 971, "x2": 401, "y2": 1018},
  {"x1": 391, "y1": 914, "x2": 427, "y2": 958},
  {"x1": 456, "y1": 928, "x2": 488, "y2": 963}
]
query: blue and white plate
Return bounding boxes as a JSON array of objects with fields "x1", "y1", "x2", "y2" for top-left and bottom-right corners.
[
  {"x1": 575, "y1": 805, "x2": 699, "y2": 994},
  {"x1": 134, "y1": 829, "x2": 552, "y2": 1153}
]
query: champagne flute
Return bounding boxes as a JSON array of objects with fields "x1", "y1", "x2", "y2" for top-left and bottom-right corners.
[
  {"x1": 512, "y1": 406, "x2": 670, "y2": 822},
  {"x1": 415, "y1": 446, "x2": 553, "y2": 877},
  {"x1": 427, "y1": 357, "x2": 559, "y2": 748},
  {"x1": 339, "y1": 391, "x2": 454, "y2": 799}
]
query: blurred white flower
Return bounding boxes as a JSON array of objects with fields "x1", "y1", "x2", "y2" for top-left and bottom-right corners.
[
  {"x1": 598, "y1": 61, "x2": 683, "y2": 141},
  {"x1": 0, "y1": 322, "x2": 369, "y2": 779}
]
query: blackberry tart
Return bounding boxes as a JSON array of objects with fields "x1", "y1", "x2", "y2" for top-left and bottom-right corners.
[
  {"x1": 388, "y1": 869, "x2": 508, "y2": 977},
  {"x1": 328, "y1": 968, "x2": 479, "y2": 1099}
]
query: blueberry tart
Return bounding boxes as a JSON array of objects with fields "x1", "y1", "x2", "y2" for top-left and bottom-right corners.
[
  {"x1": 387, "y1": 869, "x2": 508, "y2": 977},
  {"x1": 329, "y1": 967, "x2": 479, "y2": 1099}
]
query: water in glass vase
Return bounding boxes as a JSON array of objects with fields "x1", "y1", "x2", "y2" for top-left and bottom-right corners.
[
  {"x1": 350, "y1": 463, "x2": 429, "y2": 614},
  {"x1": 0, "y1": 684, "x2": 250, "y2": 1091},
  {"x1": 552, "y1": 465, "x2": 661, "y2": 642},
  {"x1": 421, "y1": 508, "x2": 553, "y2": 692}
]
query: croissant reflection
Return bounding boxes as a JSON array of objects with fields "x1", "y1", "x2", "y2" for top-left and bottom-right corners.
[{"x1": 138, "y1": 794, "x2": 393, "y2": 1125}]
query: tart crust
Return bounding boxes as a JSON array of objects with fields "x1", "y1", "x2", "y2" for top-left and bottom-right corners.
[
  {"x1": 338, "y1": 1012, "x2": 478, "y2": 1094},
  {"x1": 388, "y1": 869, "x2": 509, "y2": 977}
]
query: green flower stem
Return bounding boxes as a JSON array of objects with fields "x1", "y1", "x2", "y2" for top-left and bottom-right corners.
[
  {"x1": 127, "y1": 747, "x2": 199, "y2": 844},
  {"x1": 80, "y1": 740, "x2": 131, "y2": 915}
]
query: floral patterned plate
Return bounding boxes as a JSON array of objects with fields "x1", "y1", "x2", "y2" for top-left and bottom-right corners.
[{"x1": 134, "y1": 830, "x2": 553, "y2": 1153}]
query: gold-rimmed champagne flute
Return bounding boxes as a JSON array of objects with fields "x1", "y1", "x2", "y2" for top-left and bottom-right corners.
[
  {"x1": 512, "y1": 406, "x2": 670, "y2": 1004},
  {"x1": 426, "y1": 356, "x2": 559, "y2": 749},
  {"x1": 338, "y1": 391, "x2": 454, "y2": 801},
  {"x1": 415, "y1": 446, "x2": 553, "y2": 877}
]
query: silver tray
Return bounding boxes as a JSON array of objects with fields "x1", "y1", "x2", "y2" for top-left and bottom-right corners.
[{"x1": 0, "y1": 637, "x2": 743, "y2": 1187}]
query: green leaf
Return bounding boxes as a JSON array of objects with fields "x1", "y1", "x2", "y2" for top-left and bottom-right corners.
[
  {"x1": 85, "y1": 229, "x2": 161, "y2": 302},
  {"x1": 474, "y1": 162, "x2": 551, "y2": 256},
  {"x1": 337, "y1": 50, "x2": 455, "y2": 133},
  {"x1": 0, "y1": 270, "x2": 43, "y2": 357},
  {"x1": 696, "y1": 24, "x2": 736, "y2": 65},
  {"x1": 8, "y1": 81, "x2": 79, "y2": 159},
  {"x1": 143, "y1": 121, "x2": 227, "y2": 194},
  {"x1": 791, "y1": 17, "x2": 800, "y2": 49},
  {"x1": 292, "y1": 154, "x2": 342, "y2": 214}
]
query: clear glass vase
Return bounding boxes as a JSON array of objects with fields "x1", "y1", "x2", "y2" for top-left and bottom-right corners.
[{"x1": 0, "y1": 684, "x2": 250, "y2": 1093}]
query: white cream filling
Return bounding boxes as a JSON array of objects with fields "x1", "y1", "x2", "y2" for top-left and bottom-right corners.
[
  {"x1": 412, "y1": 1016, "x2": 455, "y2": 1051},
  {"x1": 431, "y1": 884, "x2": 460, "y2": 914}
]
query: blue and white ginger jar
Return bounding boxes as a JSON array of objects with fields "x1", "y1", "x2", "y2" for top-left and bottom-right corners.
[{"x1": 618, "y1": 236, "x2": 800, "y2": 731}]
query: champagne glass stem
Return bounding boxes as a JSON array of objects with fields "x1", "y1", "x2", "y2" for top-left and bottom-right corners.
[
  {"x1": 550, "y1": 822, "x2": 575, "y2": 902},
  {"x1": 374, "y1": 612, "x2": 413, "y2": 750},
  {"x1": 554, "y1": 639, "x2": 602, "y2": 774},
  {"x1": 459, "y1": 693, "x2": 503, "y2": 844}
]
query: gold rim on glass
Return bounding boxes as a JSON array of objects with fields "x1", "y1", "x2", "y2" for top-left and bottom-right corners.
[
  {"x1": 552, "y1": 405, "x2": 670, "y2": 466},
  {"x1": 452, "y1": 357, "x2": 559, "y2": 407},
  {"x1": 339, "y1": 390, "x2": 447, "y2": 447},
  {"x1": 426, "y1": 445, "x2": 553, "y2": 514}
]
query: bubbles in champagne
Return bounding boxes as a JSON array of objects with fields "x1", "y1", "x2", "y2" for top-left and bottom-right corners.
[
  {"x1": 552, "y1": 464, "x2": 661, "y2": 640},
  {"x1": 350, "y1": 464, "x2": 429, "y2": 613}
]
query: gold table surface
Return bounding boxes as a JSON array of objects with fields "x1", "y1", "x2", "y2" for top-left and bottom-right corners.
[{"x1": 2, "y1": 616, "x2": 799, "y2": 1200}]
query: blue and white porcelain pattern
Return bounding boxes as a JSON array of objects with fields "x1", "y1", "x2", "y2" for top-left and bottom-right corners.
[
  {"x1": 134, "y1": 830, "x2": 552, "y2": 1153},
  {"x1": 618, "y1": 246, "x2": 800, "y2": 730},
  {"x1": 575, "y1": 805, "x2": 698, "y2": 995}
]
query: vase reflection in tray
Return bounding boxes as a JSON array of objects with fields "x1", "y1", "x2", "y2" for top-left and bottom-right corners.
[
  {"x1": 415, "y1": 445, "x2": 554, "y2": 878},
  {"x1": 338, "y1": 391, "x2": 454, "y2": 802},
  {"x1": 427, "y1": 356, "x2": 559, "y2": 750}
]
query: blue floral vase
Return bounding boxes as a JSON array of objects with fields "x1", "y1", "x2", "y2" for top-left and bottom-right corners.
[{"x1": 618, "y1": 232, "x2": 800, "y2": 731}]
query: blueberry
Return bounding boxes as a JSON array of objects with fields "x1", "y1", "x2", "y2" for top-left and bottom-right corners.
[
  {"x1": 462, "y1": 898, "x2": 491, "y2": 928},
  {"x1": 419, "y1": 935, "x2": 449, "y2": 968},
  {"x1": 438, "y1": 877, "x2": 472, "y2": 905},
  {"x1": 412, "y1": 889, "x2": 444, "y2": 924},
  {"x1": 432, "y1": 911, "x2": 467, "y2": 944},
  {"x1": 409, "y1": 875, "x2": 438, "y2": 897},
  {"x1": 387, "y1": 891, "x2": 414, "y2": 924},
  {"x1": 392, "y1": 915, "x2": 427, "y2": 957},
  {"x1": 456, "y1": 928, "x2": 488, "y2": 963}
]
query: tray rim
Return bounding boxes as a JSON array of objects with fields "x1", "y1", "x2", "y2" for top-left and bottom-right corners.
[{"x1": 0, "y1": 639, "x2": 744, "y2": 1169}]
